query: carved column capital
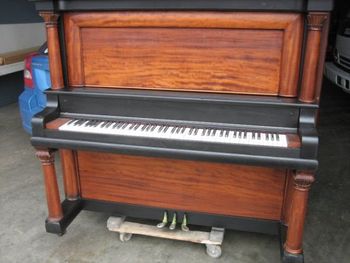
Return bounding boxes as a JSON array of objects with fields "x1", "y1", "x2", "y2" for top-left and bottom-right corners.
[
  {"x1": 39, "y1": 11, "x2": 60, "y2": 27},
  {"x1": 293, "y1": 172, "x2": 315, "y2": 191},
  {"x1": 36, "y1": 149, "x2": 56, "y2": 165},
  {"x1": 306, "y1": 13, "x2": 328, "y2": 31}
]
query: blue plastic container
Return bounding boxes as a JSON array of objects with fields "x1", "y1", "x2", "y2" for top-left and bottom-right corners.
[{"x1": 19, "y1": 55, "x2": 50, "y2": 134}]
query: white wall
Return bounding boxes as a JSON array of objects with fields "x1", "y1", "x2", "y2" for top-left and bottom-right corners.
[
  {"x1": 0, "y1": 22, "x2": 45, "y2": 53},
  {"x1": 0, "y1": 23, "x2": 45, "y2": 76}
]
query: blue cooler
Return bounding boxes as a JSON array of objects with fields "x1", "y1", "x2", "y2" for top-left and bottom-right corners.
[{"x1": 19, "y1": 55, "x2": 50, "y2": 134}]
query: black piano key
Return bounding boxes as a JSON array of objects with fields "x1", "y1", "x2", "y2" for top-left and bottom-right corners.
[
  {"x1": 237, "y1": 131, "x2": 241, "y2": 138},
  {"x1": 164, "y1": 126, "x2": 169, "y2": 133},
  {"x1": 150, "y1": 125, "x2": 156, "y2": 131},
  {"x1": 83, "y1": 120, "x2": 91, "y2": 126},
  {"x1": 252, "y1": 132, "x2": 255, "y2": 139},
  {"x1": 211, "y1": 129, "x2": 216, "y2": 136},
  {"x1": 276, "y1": 134, "x2": 280, "y2": 141},
  {"x1": 194, "y1": 128, "x2": 198, "y2": 135},
  {"x1": 158, "y1": 125, "x2": 164, "y2": 132},
  {"x1": 201, "y1": 129, "x2": 206, "y2": 136},
  {"x1": 67, "y1": 119, "x2": 75, "y2": 125},
  {"x1": 180, "y1": 127, "x2": 186, "y2": 134},
  {"x1": 105, "y1": 122, "x2": 112, "y2": 128},
  {"x1": 233, "y1": 131, "x2": 236, "y2": 138},
  {"x1": 257, "y1": 133, "x2": 261, "y2": 140},
  {"x1": 206, "y1": 129, "x2": 211, "y2": 136},
  {"x1": 171, "y1": 127, "x2": 176, "y2": 133},
  {"x1": 90, "y1": 120, "x2": 98, "y2": 127},
  {"x1": 189, "y1": 128, "x2": 194, "y2": 135},
  {"x1": 74, "y1": 119, "x2": 83, "y2": 126},
  {"x1": 116, "y1": 122, "x2": 122, "y2": 129},
  {"x1": 271, "y1": 134, "x2": 275, "y2": 141},
  {"x1": 243, "y1": 132, "x2": 247, "y2": 139},
  {"x1": 266, "y1": 134, "x2": 270, "y2": 140},
  {"x1": 225, "y1": 130, "x2": 229, "y2": 137},
  {"x1": 220, "y1": 130, "x2": 224, "y2": 137}
]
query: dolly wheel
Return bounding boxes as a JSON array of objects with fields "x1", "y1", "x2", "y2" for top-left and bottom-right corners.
[
  {"x1": 119, "y1": 232, "x2": 133, "y2": 242},
  {"x1": 206, "y1": 244, "x2": 222, "y2": 258}
]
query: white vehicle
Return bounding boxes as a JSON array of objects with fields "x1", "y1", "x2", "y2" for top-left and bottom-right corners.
[{"x1": 324, "y1": 13, "x2": 350, "y2": 93}]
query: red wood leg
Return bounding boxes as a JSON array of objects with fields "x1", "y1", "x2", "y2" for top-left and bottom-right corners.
[
  {"x1": 284, "y1": 172, "x2": 315, "y2": 255},
  {"x1": 36, "y1": 149, "x2": 63, "y2": 221}
]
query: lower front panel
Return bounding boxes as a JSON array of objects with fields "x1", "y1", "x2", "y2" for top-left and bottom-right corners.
[{"x1": 77, "y1": 151, "x2": 286, "y2": 221}]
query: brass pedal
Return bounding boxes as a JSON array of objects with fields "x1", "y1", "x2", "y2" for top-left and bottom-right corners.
[
  {"x1": 181, "y1": 213, "x2": 189, "y2": 232},
  {"x1": 156, "y1": 211, "x2": 168, "y2": 229},
  {"x1": 169, "y1": 212, "x2": 177, "y2": 230}
]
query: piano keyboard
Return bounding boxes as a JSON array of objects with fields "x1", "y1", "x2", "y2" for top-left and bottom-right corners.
[{"x1": 58, "y1": 119, "x2": 288, "y2": 148}]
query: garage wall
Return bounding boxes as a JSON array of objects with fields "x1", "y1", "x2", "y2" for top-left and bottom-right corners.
[{"x1": 0, "y1": 0, "x2": 45, "y2": 107}]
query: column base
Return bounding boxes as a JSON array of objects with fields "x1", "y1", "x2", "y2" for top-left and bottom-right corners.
[
  {"x1": 282, "y1": 250, "x2": 304, "y2": 263},
  {"x1": 45, "y1": 199, "x2": 82, "y2": 235}
]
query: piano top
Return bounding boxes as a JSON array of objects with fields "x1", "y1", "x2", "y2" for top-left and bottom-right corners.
[{"x1": 30, "y1": 0, "x2": 333, "y2": 12}]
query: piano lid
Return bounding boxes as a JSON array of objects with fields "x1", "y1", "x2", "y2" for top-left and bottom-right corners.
[{"x1": 30, "y1": 0, "x2": 333, "y2": 12}]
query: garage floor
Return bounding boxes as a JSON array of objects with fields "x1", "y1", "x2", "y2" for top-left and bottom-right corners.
[{"x1": 0, "y1": 80, "x2": 349, "y2": 263}]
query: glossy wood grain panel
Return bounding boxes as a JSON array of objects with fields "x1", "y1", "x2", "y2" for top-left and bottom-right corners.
[
  {"x1": 81, "y1": 27, "x2": 282, "y2": 94},
  {"x1": 77, "y1": 151, "x2": 286, "y2": 220},
  {"x1": 64, "y1": 12, "x2": 303, "y2": 96}
]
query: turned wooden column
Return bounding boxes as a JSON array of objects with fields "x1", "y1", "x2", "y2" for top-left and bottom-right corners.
[
  {"x1": 40, "y1": 11, "x2": 64, "y2": 90},
  {"x1": 60, "y1": 149, "x2": 80, "y2": 200},
  {"x1": 36, "y1": 149, "x2": 63, "y2": 221},
  {"x1": 299, "y1": 12, "x2": 328, "y2": 103},
  {"x1": 284, "y1": 172, "x2": 315, "y2": 254}
]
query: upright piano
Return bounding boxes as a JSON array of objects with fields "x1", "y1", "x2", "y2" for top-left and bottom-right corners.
[{"x1": 30, "y1": 0, "x2": 333, "y2": 262}]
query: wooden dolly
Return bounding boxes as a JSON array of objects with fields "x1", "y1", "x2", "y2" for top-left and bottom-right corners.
[{"x1": 107, "y1": 216, "x2": 225, "y2": 258}]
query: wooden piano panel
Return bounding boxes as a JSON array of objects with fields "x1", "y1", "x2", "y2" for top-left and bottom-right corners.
[
  {"x1": 81, "y1": 28, "x2": 282, "y2": 94},
  {"x1": 77, "y1": 151, "x2": 286, "y2": 220},
  {"x1": 64, "y1": 12, "x2": 303, "y2": 96}
]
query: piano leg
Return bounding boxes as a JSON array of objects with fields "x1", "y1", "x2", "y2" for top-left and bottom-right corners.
[
  {"x1": 60, "y1": 149, "x2": 80, "y2": 200},
  {"x1": 36, "y1": 149, "x2": 82, "y2": 235},
  {"x1": 282, "y1": 172, "x2": 315, "y2": 263}
]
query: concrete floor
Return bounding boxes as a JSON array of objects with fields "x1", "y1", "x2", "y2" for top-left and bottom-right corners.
[{"x1": 0, "y1": 80, "x2": 349, "y2": 263}]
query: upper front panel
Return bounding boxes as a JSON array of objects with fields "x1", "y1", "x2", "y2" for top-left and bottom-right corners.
[{"x1": 64, "y1": 12, "x2": 303, "y2": 96}]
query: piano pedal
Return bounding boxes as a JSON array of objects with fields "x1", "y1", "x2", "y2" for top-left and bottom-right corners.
[
  {"x1": 156, "y1": 211, "x2": 168, "y2": 229},
  {"x1": 169, "y1": 212, "x2": 177, "y2": 230},
  {"x1": 181, "y1": 213, "x2": 189, "y2": 232}
]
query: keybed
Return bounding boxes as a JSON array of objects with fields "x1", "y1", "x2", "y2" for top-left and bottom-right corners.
[{"x1": 58, "y1": 119, "x2": 288, "y2": 148}]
